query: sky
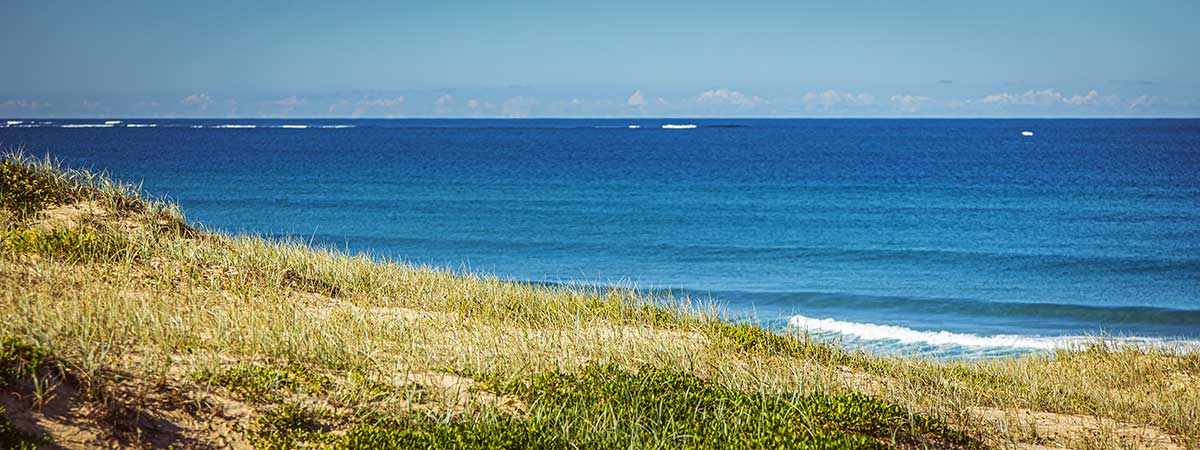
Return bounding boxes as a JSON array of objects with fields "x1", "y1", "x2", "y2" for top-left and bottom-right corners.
[{"x1": 2, "y1": 0, "x2": 1198, "y2": 118}]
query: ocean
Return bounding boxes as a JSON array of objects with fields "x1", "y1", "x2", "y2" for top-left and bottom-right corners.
[{"x1": 3, "y1": 118, "x2": 1198, "y2": 358}]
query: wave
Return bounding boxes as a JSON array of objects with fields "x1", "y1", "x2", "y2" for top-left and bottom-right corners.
[
  {"x1": 104, "y1": 120, "x2": 122, "y2": 125},
  {"x1": 789, "y1": 314, "x2": 1080, "y2": 350},
  {"x1": 5, "y1": 120, "x2": 23, "y2": 125},
  {"x1": 786, "y1": 314, "x2": 1194, "y2": 352},
  {"x1": 279, "y1": 125, "x2": 309, "y2": 129},
  {"x1": 320, "y1": 125, "x2": 355, "y2": 129},
  {"x1": 125, "y1": 123, "x2": 157, "y2": 128},
  {"x1": 662, "y1": 124, "x2": 697, "y2": 129},
  {"x1": 213, "y1": 124, "x2": 256, "y2": 129},
  {"x1": 60, "y1": 124, "x2": 114, "y2": 128}
]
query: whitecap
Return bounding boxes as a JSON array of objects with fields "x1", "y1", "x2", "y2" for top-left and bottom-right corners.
[
  {"x1": 60, "y1": 124, "x2": 113, "y2": 128},
  {"x1": 104, "y1": 120, "x2": 122, "y2": 125},
  {"x1": 279, "y1": 125, "x2": 308, "y2": 129},
  {"x1": 628, "y1": 125, "x2": 641, "y2": 129},
  {"x1": 661, "y1": 124, "x2": 697, "y2": 129},
  {"x1": 789, "y1": 314, "x2": 1096, "y2": 351},
  {"x1": 125, "y1": 123, "x2": 157, "y2": 128},
  {"x1": 6, "y1": 120, "x2": 23, "y2": 125},
  {"x1": 214, "y1": 124, "x2": 256, "y2": 129},
  {"x1": 320, "y1": 125, "x2": 355, "y2": 129}
]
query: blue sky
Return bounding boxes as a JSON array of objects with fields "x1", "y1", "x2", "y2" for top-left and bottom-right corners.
[{"x1": 3, "y1": 0, "x2": 1198, "y2": 117}]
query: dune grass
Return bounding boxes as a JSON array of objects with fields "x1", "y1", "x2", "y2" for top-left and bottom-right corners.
[{"x1": 1, "y1": 149, "x2": 1196, "y2": 449}]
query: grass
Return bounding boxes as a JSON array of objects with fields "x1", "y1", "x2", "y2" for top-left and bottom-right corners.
[{"x1": 1, "y1": 148, "x2": 1197, "y2": 449}]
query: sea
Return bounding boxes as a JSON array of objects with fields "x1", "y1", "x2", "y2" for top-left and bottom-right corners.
[{"x1": 3, "y1": 118, "x2": 1198, "y2": 358}]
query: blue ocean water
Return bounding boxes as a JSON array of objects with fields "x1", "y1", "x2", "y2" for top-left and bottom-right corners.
[{"x1": 3, "y1": 118, "x2": 1199, "y2": 357}]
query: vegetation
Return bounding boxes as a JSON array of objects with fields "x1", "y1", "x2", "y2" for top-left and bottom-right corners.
[{"x1": 1, "y1": 149, "x2": 1196, "y2": 449}]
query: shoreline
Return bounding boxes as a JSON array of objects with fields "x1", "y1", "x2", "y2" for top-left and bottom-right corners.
[{"x1": 2, "y1": 150, "x2": 1196, "y2": 449}]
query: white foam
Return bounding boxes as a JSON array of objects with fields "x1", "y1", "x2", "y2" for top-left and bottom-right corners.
[
  {"x1": 662, "y1": 124, "x2": 697, "y2": 129},
  {"x1": 190, "y1": 125, "x2": 205, "y2": 129},
  {"x1": 104, "y1": 120, "x2": 122, "y2": 125},
  {"x1": 628, "y1": 125, "x2": 641, "y2": 129},
  {"x1": 788, "y1": 314, "x2": 1087, "y2": 350},
  {"x1": 1021, "y1": 131, "x2": 1034, "y2": 136},
  {"x1": 279, "y1": 125, "x2": 308, "y2": 129},
  {"x1": 125, "y1": 123, "x2": 157, "y2": 128},
  {"x1": 60, "y1": 124, "x2": 113, "y2": 128},
  {"x1": 320, "y1": 125, "x2": 355, "y2": 129},
  {"x1": 214, "y1": 124, "x2": 256, "y2": 129},
  {"x1": 6, "y1": 120, "x2": 23, "y2": 125}
]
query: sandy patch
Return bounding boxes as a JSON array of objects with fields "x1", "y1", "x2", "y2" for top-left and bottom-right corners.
[{"x1": 974, "y1": 407, "x2": 1183, "y2": 450}]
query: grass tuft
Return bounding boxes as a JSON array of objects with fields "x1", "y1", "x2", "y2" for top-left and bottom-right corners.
[{"x1": 193, "y1": 363, "x2": 332, "y2": 403}]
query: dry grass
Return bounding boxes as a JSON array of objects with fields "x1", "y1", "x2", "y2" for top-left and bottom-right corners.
[{"x1": 1, "y1": 150, "x2": 1196, "y2": 449}]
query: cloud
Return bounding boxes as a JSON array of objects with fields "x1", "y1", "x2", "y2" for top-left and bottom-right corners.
[
  {"x1": 570, "y1": 98, "x2": 585, "y2": 105},
  {"x1": 357, "y1": 97, "x2": 405, "y2": 108},
  {"x1": 181, "y1": 93, "x2": 211, "y2": 111},
  {"x1": 626, "y1": 90, "x2": 646, "y2": 107},
  {"x1": 890, "y1": 94, "x2": 932, "y2": 113},
  {"x1": 181, "y1": 94, "x2": 211, "y2": 111},
  {"x1": 2, "y1": 99, "x2": 50, "y2": 110},
  {"x1": 801, "y1": 90, "x2": 875, "y2": 112},
  {"x1": 976, "y1": 89, "x2": 1067, "y2": 106},
  {"x1": 264, "y1": 96, "x2": 306, "y2": 108},
  {"x1": 433, "y1": 94, "x2": 454, "y2": 115},
  {"x1": 351, "y1": 96, "x2": 405, "y2": 117},
  {"x1": 1062, "y1": 90, "x2": 1100, "y2": 105},
  {"x1": 695, "y1": 88, "x2": 762, "y2": 108},
  {"x1": 974, "y1": 89, "x2": 1124, "y2": 110},
  {"x1": 466, "y1": 99, "x2": 480, "y2": 109},
  {"x1": 1128, "y1": 94, "x2": 1172, "y2": 111},
  {"x1": 502, "y1": 96, "x2": 537, "y2": 117}
]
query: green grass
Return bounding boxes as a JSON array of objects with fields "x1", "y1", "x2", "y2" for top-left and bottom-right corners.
[
  {"x1": 0, "y1": 337, "x2": 50, "y2": 385},
  {"x1": 193, "y1": 363, "x2": 333, "y2": 404},
  {"x1": 1, "y1": 227, "x2": 130, "y2": 261},
  {"x1": 327, "y1": 364, "x2": 978, "y2": 450},
  {"x1": 0, "y1": 155, "x2": 75, "y2": 217}
]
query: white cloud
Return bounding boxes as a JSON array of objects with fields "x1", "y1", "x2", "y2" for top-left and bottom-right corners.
[
  {"x1": 434, "y1": 94, "x2": 454, "y2": 114},
  {"x1": 801, "y1": 90, "x2": 875, "y2": 112},
  {"x1": 351, "y1": 96, "x2": 405, "y2": 117},
  {"x1": 466, "y1": 99, "x2": 480, "y2": 109},
  {"x1": 972, "y1": 89, "x2": 1132, "y2": 113},
  {"x1": 626, "y1": 90, "x2": 646, "y2": 107},
  {"x1": 357, "y1": 97, "x2": 405, "y2": 108},
  {"x1": 695, "y1": 88, "x2": 762, "y2": 108},
  {"x1": 976, "y1": 89, "x2": 1066, "y2": 106},
  {"x1": 2, "y1": 99, "x2": 50, "y2": 110},
  {"x1": 1128, "y1": 94, "x2": 1170, "y2": 111},
  {"x1": 1063, "y1": 90, "x2": 1100, "y2": 105},
  {"x1": 181, "y1": 93, "x2": 211, "y2": 111},
  {"x1": 265, "y1": 96, "x2": 306, "y2": 108},
  {"x1": 890, "y1": 94, "x2": 932, "y2": 113},
  {"x1": 502, "y1": 96, "x2": 537, "y2": 117},
  {"x1": 570, "y1": 98, "x2": 585, "y2": 105}
]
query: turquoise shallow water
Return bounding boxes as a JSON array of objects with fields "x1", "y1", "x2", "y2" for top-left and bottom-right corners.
[{"x1": 3, "y1": 118, "x2": 1199, "y2": 357}]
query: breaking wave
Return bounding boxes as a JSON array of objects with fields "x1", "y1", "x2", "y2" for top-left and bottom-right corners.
[{"x1": 787, "y1": 314, "x2": 1194, "y2": 353}]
